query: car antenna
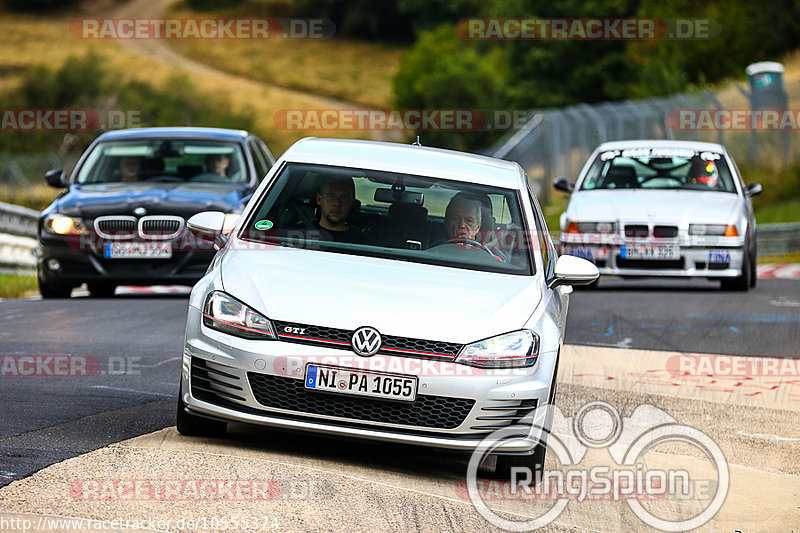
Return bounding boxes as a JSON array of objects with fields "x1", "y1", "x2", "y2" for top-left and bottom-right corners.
[{"x1": 412, "y1": 136, "x2": 422, "y2": 146}]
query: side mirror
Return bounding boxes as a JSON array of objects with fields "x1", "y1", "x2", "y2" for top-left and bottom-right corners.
[
  {"x1": 45, "y1": 169, "x2": 67, "y2": 188},
  {"x1": 187, "y1": 211, "x2": 227, "y2": 249},
  {"x1": 549, "y1": 255, "x2": 599, "y2": 289},
  {"x1": 553, "y1": 177, "x2": 573, "y2": 193},
  {"x1": 746, "y1": 182, "x2": 762, "y2": 196}
]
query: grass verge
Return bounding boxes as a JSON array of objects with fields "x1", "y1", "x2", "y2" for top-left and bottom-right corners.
[
  {"x1": 0, "y1": 274, "x2": 37, "y2": 299},
  {"x1": 164, "y1": 1, "x2": 404, "y2": 108}
]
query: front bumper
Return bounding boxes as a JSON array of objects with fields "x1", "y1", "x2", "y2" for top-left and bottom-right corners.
[
  {"x1": 181, "y1": 306, "x2": 554, "y2": 454},
  {"x1": 560, "y1": 235, "x2": 745, "y2": 278},
  {"x1": 37, "y1": 233, "x2": 214, "y2": 286}
]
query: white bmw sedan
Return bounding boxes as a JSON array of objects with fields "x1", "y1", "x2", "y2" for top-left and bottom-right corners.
[
  {"x1": 177, "y1": 138, "x2": 597, "y2": 476},
  {"x1": 556, "y1": 140, "x2": 761, "y2": 291}
]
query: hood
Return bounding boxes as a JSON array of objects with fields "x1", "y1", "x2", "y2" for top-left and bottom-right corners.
[
  {"x1": 219, "y1": 246, "x2": 541, "y2": 344},
  {"x1": 54, "y1": 182, "x2": 250, "y2": 219},
  {"x1": 566, "y1": 189, "x2": 742, "y2": 225}
]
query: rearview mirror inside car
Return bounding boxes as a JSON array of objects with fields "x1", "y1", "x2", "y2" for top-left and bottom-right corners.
[
  {"x1": 374, "y1": 188, "x2": 423, "y2": 204},
  {"x1": 549, "y1": 255, "x2": 599, "y2": 288},
  {"x1": 45, "y1": 169, "x2": 67, "y2": 188}
]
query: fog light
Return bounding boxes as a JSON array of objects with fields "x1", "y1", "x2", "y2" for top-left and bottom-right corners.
[{"x1": 47, "y1": 259, "x2": 61, "y2": 271}]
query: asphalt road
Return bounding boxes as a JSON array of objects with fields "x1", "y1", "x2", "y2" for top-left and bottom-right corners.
[
  {"x1": 565, "y1": 277, "x2": 800, "y2": 356},
  {"x1": 0, "y1": 277, "x2": 798, "y2": 491}
]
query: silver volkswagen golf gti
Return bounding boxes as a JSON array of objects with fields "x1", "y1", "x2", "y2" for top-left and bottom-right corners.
[{"x1": 177, "y1": 138, "x2": 597, "y2": 475}]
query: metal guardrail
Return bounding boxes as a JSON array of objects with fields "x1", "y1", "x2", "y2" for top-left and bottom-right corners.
[
  {"x1": 0, "y1": 201, "x2": 39, "y2": 274},
  {"x1": 756, "y1": 222, "x2": 800, "y2": 257},
  {"x1": 0, "y1": 201, "x2": 38, "y2": 238}
]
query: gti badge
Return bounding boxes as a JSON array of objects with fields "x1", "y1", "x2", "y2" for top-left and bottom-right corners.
[
  {"x1": 134, "y1": 207, "x2": 147, "y2": 216},
  {"x1": 351, "y1": 326, "x2": 381, "y2": 357}
]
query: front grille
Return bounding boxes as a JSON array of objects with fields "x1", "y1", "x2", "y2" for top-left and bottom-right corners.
[
  {"x1": 272, "y1": 320, "x2": 463, "y2": 359},
  {"x1": 624, "y1": 224, "x2": 649, "y2": 238},
  {"x1": 95, "y1": 216, "x2": 137, "y2": 239},
  {"x1": 616, "y1": 257, "x2": 685, "y2": 270},
  {"x1": 653, "y1": 225, "x2": 678, "y2": 238},
  {"x1": 247, "y1": 373, "x2": 475, "y2": 429},
  {"x1": 140, "y1": 216, "x2": 183, "y2": 239}
]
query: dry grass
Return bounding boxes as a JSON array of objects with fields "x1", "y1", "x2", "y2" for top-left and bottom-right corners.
[
  {"x1": 163, "y1": 3, "x2": 403, "y2": 109},
  {"x1": 0, "y1": 11, "x2": 387, "y2": 154},
  {"x1": 0, "y1": 184, "x2": 59, "y2": 212}
]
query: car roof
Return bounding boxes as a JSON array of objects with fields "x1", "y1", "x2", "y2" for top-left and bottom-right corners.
[
  {"x1": 280, "y1": 138, "x2": 523, "y2": 188},
  {"x1": 595, "y1": 139, "x2": 727, "y2": 153},
  {"x1": 95, "y1": 127, "x2": 250, "y2": 142}
]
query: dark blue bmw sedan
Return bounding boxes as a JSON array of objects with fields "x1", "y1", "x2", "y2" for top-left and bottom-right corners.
[{"x1": 37, "y1": 127, "x2": 275, "y2": 298}]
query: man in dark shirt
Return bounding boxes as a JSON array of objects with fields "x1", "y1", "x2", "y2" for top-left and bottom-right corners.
[{"x1": 314, "y1": 176, "x2": 367, "y2": 244}]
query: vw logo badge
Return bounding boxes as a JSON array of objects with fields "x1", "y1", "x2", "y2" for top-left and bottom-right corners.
[
  {"x1": 351, "y1": 326, "x2": 381, "y2": 357},
  {"x1": 133, "y1": 207, "x2": 147, "y2": 216}
]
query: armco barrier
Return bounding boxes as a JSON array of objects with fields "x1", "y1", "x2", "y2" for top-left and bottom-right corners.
[
  {"x1": 0, "y1": 201, "x2": 38, "y2": 274},
  {"x1": 0, "y1": 200, "x2": 38, "y2": 238},
  {"x1": 756, "y1": 222, "x2": 800, "y2": 257}
]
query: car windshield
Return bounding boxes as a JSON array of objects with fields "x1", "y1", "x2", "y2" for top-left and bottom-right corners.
[
  {"x1": 579, "y1": 147, "x2": 737, "y2": 193},
  {"x1": 76, "y1": 139, "x2": 248, "y2": 184},
  {"x1": 240, "y1": 163, "x2": 534, "y2": 275}
]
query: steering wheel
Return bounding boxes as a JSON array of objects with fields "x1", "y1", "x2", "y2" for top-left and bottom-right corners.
[{"x1": 427, "y1": 238, "x2": 506, "y2": 262}]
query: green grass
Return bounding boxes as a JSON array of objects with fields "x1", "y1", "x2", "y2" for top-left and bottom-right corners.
[
  {"x1": 755, "y1": 199, "x2": 800, "y2": 224},
  {"x1": 0, "y1": 274, "x2": 37, "y2": 299}
]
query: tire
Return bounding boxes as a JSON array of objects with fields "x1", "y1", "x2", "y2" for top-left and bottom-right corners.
[
  {"x1": 38, "y1": 277, "x2": 72, "y2": 298},
  {"x1": 493, "y1": 443, "x2": 547, "y2": 480},
  {"x1": 492, "y1": 352, "x2": 560, "y2": 480},
  {"x1": 749, "y1": 242, "x2": 757, "y2": 289},
  {"x1": 176, "y1": 383, "x2": 227, "y2": 437},
  {"x1": 720, "y1": 243, "x2": 751, "y2": 292},
  {"x1": 88, "y1": 282, "x2": 116, "y2": 298}
]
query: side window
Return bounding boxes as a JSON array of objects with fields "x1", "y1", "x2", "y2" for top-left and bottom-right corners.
[
  {"x1": 528, "y1": 184, "x2": 556, "y2": 278},
  {"x1": 248, "y1": 138, "x2": 268, "y2": 179}
]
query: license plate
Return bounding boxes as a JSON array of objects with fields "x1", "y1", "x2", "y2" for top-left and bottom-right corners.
[
  {"x1": 621, "y1": 244, "x2": 679, "y2": 260},
  {"x1": 103, "y1": 242, "x2": 172, "y2": 259},
  {"x1": 304, "y1": 364, "x2": 417, "y2": 402}
]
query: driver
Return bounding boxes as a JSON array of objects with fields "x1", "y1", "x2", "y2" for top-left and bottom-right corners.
[
  {"x1": 443, "y1": 192, "x2": 504, "y2": 262},
  {"x1": 444, "y1": 192, "x2": 483, "y2": 241},
  {"x1": 119, "y1": 156, "x2": 142, "y2": 182},
  {"x1": 688, "y1": 156, "x2": 718, "y2": 188}
]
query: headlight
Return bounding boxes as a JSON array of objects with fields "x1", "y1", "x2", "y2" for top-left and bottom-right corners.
[
  {"x1": 44, "y1": 214, "x2": 88, "y2": 235},
  {"x1": 456, "y1": 330, "x2": 539, "y2": 368},
  {"x1": 202, "y1": 291, "x2": 275, "y2": 340},
  {"x1": 689, "y1": 224, "x2": 738, "y2": 236},
  {"x1": 565, "y1": 221, "x2": 616, "y2": 234}
]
